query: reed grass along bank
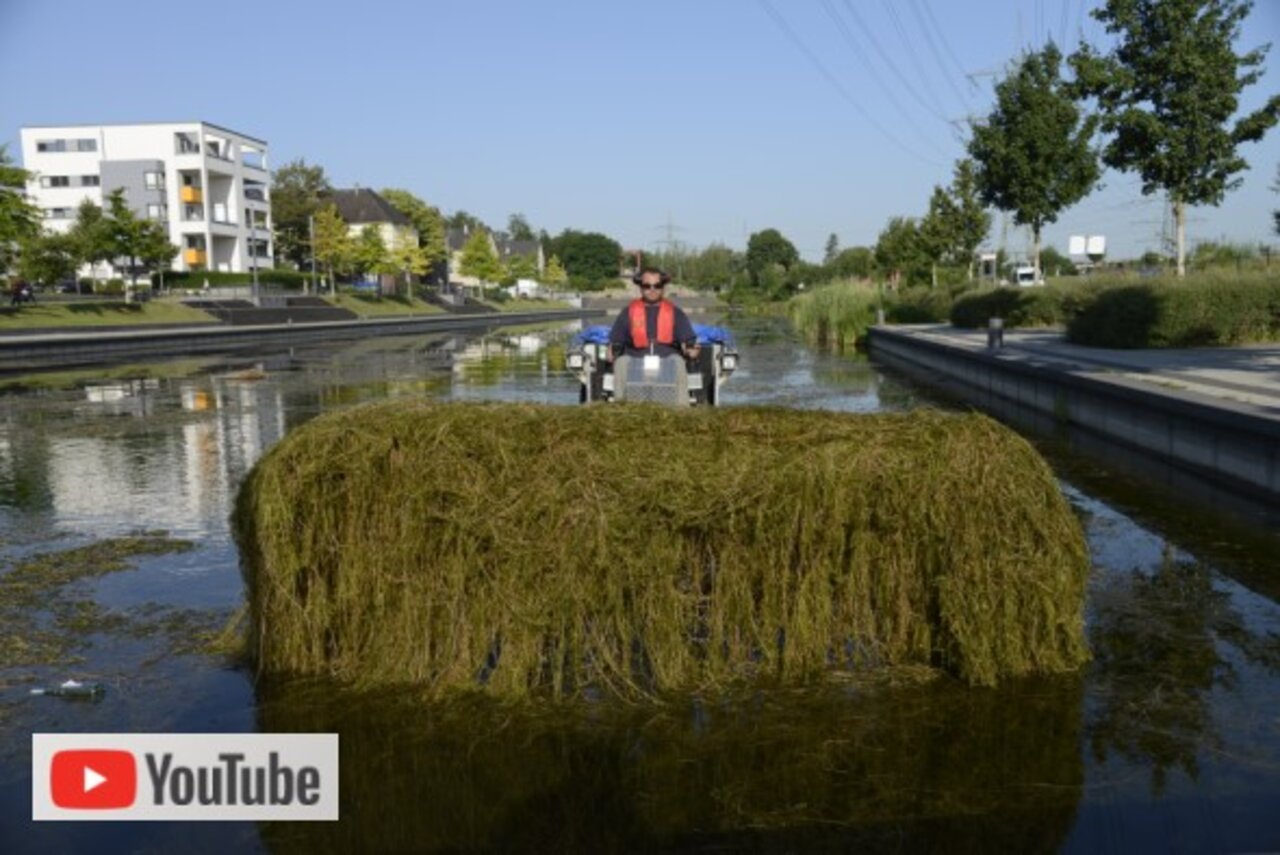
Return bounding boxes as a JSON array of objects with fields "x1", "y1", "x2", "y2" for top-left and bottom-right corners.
[{"x1": 234, "y1": 402, "x2": 1089, "y2": 696}]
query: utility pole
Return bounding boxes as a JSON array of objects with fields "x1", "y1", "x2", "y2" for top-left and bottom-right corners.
[
  {"x1": 250, "y1": 210, "x2": 260, "y2": 305},
  {"x1": 309, "y1": 214, "x2": 317, "y2": 295}
]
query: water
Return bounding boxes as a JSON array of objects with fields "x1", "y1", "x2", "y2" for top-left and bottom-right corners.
[{"x1": 1, "y1": 316, "x2": 1279, "y2": 853}]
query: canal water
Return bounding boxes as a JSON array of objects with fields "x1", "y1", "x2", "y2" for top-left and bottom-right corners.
[{"x1": 1, "y1": 316, "x2": 1279, "y2": 853}]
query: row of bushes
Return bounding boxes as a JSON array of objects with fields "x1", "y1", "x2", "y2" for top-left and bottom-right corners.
[
  {"x1": 950, "y1": 271, "x2": 1280, "y2": 348},
  {"x1": 151, "y1": 269, "x2": 315, "y2": 289},
  {"x1": 790, "y1": 270, "x2": 1280, "y2": 350}
]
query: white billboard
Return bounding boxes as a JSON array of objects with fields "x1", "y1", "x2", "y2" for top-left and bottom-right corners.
[
  {"x1": 1086, "y1": 236, "x2": 1107, "y2": 258},
  {"x1": 1068, "y1": 235, "x2": 1086, "y2": 258}
]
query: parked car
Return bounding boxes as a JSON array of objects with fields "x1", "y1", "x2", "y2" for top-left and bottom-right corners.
[{"x1": 57, "y1": 280, "x2": 94, "y2": 294}]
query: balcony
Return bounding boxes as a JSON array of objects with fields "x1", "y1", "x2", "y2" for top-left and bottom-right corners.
[
  {"x1": 244, "y1": 188, "x2": 266, "y2": 202},
  {"x1": 180, "y1": 186, "x2": 203, "y2": 204},
  {"x1": 184, "y1": 249, "x2": 207, "y2": 266}
]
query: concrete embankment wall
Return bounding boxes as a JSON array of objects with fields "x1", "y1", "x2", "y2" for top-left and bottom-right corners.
[
  {"x1": 868, "y1": 326, "x2": 1280, "y2": 503},
  {"x1": 0, "y1": 310, "x2": 603, "y2": 371}
]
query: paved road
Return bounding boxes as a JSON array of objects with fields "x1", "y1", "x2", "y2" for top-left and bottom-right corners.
[{"x1": 892, "y1": 325, "x2": 1280, "y2": 414}]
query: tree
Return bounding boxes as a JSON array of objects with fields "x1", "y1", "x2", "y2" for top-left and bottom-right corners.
[
  {"x1": 312, "y1": 204, "x2": 354, "y2": 289},
  {"x1": 137, "y1": 222, "x2": 178, "y2": 288},
  {"x1": 543, "y1": 254, "x2": 568, "y2": 286},
  {"x1": 969, "y1": 43, "x2": 1099, "y2": 280},
  {"x1": 544, "y1": 229, "x2": 621, "y2": 285},
  {"x1": 381, "y1": 188, "x2": 448, "y2": 270},
  {"x1": 355, "y1": 226, "x2": 395, "y2": 279},
  {"x1": 875, "y1": 217, "x2": 929, "y2": 285},
  {"x1": 687, "y1": 243, "x2": 743, "y2": 290},
  {"x1": 919, "y1": 186, "x2": 959, "y2": 287},
  {"x1": 0, "y1": 144, "x2": 39, "y2": 274},
  {"x1": 507, "y1": 213, "x2": 535, "y2": 241},
  {"x1": 745, "y1": 228, "x2": 799, "y2": 287},
  {"x1": 389, "y1": 230, "x2": 430, "y2": 295},
  {"x1": 827, "y1": 246, "x2": 876, "y2": 280},
  {"x1": 1272, "y1": 163, "x2": 1279, "y2": 236},
  {"x1": 1072, "y1": 0, "x2": 1280, "y2": 276},
  {"x1": 104, "y1": 189, "x2": 153, "y2": 284},
  {"x1": 508, "y1": 254, "x2": 538, "y2": 281},
  {"x1": 823, "y1": 233, "x2": 840, "y2": 265},
  {"x1": 270, "y1": 159, "x2": 331, "y2": 269},
  {"x1": 949, "y1": 159, "x2": 992, "y2": 279},
  {"x1": 459, "y1": 229, "x2": 504, "y2": 285},
  {"x1": 446, "y1": 210, "x2": 486, "y2": 231},
  {"x1": 17, "y1": 232, "x2": 78, "y2": 285},
  {"x1": 67, "y1": 199, "x2": 113, "y2": 286},
  {"x1": 1039, "y1": 245, "x2": 1079, "y2": 276}
]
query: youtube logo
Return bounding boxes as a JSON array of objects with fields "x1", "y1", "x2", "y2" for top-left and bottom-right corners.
[
  {"x1": 50, "y1": 750, "x2": 137, "y2": 810},
  {"x1": 34, "y1": 733, "x2": 338, "y2": 821}
]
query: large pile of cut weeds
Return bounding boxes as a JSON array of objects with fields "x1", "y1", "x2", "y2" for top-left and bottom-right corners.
[{"x1": 233, "y1": 402, "x2": 1088, "y2": 696}]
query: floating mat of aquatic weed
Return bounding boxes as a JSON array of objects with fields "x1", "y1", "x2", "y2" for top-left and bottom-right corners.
[{"x1": 233, "y1": 402, "x2": 1089, "y2": 695}]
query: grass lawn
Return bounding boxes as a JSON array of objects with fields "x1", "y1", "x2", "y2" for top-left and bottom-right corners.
[
  {"x1": 324, "y1": 294, "x2": 444, "y2": 317},
  {"x1": 0, "y1": 300, "x2": 219, "y2": 330}
]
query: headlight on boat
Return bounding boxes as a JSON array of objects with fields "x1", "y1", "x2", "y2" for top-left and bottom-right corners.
[
  {"x1": 567, "y1": 353, "x2": 585, "y2": 370},
  {"x1": 720, "y1": 353, "x2": 738, "y2": 371}
]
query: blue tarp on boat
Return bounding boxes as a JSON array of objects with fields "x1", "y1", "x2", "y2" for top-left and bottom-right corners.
[{"x1": 572, "y1": 324, "x2": 736, "y2": 348}]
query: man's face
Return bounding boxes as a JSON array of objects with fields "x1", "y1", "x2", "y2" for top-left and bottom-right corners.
[{"x1": 640, "y1": 274, "x2": 664, "y2": 302}]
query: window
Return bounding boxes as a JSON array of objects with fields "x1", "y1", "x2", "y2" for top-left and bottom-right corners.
[
  {"x1": 146, "y1": 204, "x2": 167, "y2": 221},
  {"x1": 35, "y1": 138, "x2": 95, "y2": 153},
  {"x1": 43, "y1": 207, "x2": 73, "y2": 219},
  {"x1": 39, "y1": 175, "x2": 70, "y2": 188},
  {"x1": 144, "y1": 171, "x2": 165, "y2": 190},
  {"x1": 80, "y1": 175, "x2": 100, "y2": 187}
]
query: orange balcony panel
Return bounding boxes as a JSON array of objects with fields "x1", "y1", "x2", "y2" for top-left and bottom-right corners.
[
  {"x1": 184, "y1": 249, "x2": 207, "y2": 266},
  {"x1": 180, "y1": 186, "x2": 203, "y2": 204}
]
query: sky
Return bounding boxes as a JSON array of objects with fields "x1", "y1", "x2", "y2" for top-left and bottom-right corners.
[{"x1": 2, "y1": 0, "x2": 1278, "y2": 263}]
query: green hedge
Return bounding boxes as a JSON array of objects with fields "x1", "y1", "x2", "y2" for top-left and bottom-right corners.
[
  {"x1": 887, "y1": 286, "x2": 959, "y2": 323},
  {"x1": 155, "y1": 269, "x2": 314, "y2": 289},
  {"x1": 950, "y1": 287, "x2": 1065, "y2": 329},
  {"x1": 1065, "y1": 273, "x2": 1280, "y2": 348}
]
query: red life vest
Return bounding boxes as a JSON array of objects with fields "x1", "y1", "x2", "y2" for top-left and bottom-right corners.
[{"x1": 628, "y1": 299, "x2": 675, "y2": 349}]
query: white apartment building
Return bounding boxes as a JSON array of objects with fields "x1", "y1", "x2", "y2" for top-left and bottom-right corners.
[{"x1": 19, "y1": 121, "x2": 271, "y2": 275}]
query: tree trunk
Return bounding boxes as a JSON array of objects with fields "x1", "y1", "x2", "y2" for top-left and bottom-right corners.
[
  {"x1": 931, "y1": 262, "x2": 938, "y2": 289},
  {"x1": 1032, "y1": 226, "x2": 1042, "y2": 282},
  {"x1": 1175, "y1": 199, "x2": 1186, "y2": 277}
]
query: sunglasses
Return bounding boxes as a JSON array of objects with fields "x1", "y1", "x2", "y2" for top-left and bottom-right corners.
[{"x1": 640, "y1": 283, "x2": 665, "y2": 291}]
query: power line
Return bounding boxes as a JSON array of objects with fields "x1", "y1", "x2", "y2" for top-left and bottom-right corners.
[
  {"x1": 757, "y1": 0, "x2": 942, "y2": 168},
  {"x1": 880, "y1": 0, "x2": 952, "y2": 118},
  {"x1": 839, "y1": 0, "x2": 951, "y2": 124},
  {"x1": 905, "y1": 0, "x2": 972, "y2": 107},
  {"x1": 917, "y1": 0, "x2": 976, "y2": 92},
  {"x1": 820, "y1": 0, "x2": 950, "y2": 156}
]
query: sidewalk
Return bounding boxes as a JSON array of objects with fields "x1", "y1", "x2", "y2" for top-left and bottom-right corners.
[{"x1": 900, "y1": 325, "x2": 1280, "y2": 415}]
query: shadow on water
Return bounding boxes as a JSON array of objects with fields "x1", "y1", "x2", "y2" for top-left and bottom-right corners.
[{"x1": 257, "y1": 675, "x2": 1084, "y2": 853}]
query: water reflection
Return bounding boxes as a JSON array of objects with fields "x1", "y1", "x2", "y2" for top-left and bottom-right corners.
[{"x1": 258, "y1": 676, "x2": 1084, "y2": 853}]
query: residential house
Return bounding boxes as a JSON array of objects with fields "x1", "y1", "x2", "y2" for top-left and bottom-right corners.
[{"x1": 329, "y1": 188, "x2": 418, "y2": 292}]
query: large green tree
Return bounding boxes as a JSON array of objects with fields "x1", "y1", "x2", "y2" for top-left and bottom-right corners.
[
  {"x1": 544, "y1": 229, "x2": 621, "y2": 286},
  {"x1": 355, "y1": 226, "x2": 395, "y2": 278},
  {"x1": 0, "y1": 144, "x2": 39, "y2": 274},
  {"x1": 875, "y1": 217, "x2": 929, "y2": 285},
  {"x1": 381, "y1": 188, "x2": 448, "y2": 271},
  {"x1": 948, "y1": 159, "x2": 992, "y2": 279},
  {"x1": 969, "y1": 43, "x2": 1099, "y2": 279},
  {"x1": 745, "y1": 228, "x2": 799, "y2": 287},
  {"x1": 1072, "y1": 0, "x2": 1280, "y2": 276},
  {"x1": 271, "y1": 159, "x2": 331, "y2": 269},
  {"x1": 104, "y1": 189, "x2": 174, "y2": 286},
  {"x1": 18, "y1": 231, "x2": 78, "y2": 285}
]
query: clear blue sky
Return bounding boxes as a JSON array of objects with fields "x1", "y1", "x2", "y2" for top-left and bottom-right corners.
[{"x1": 2, "y1": 0, "x2": 1277, "y2": 262}]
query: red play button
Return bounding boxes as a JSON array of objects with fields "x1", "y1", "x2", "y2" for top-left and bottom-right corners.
[{"x1": 50, "y1": 750, "x2": 137, "y2": 809}]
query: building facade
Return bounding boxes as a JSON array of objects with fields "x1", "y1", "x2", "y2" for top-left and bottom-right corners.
[{"x1": 19, "y1": 121, "x2": 271, "y2": 275}]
